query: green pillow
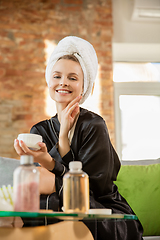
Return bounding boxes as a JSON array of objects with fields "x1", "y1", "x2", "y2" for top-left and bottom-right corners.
[{"x1": 114, "y1": 162, "x2": 160, "y2": 236}]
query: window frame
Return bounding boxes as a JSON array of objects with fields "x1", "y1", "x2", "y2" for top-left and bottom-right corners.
[{"x1": 114, "y1": 81, "x2": 160, "y2": 160}]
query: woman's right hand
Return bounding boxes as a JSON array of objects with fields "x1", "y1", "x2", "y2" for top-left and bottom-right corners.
[{"x1": 14, "y1": 139, "x2": 55, "y2": 171}]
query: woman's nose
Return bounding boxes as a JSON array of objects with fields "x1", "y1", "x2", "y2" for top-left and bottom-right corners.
[{"x1": 60, "y1": 77, "x2": 68, "y2": 86}]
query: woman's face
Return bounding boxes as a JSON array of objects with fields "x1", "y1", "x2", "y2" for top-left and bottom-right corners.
[{"x1": 49, "y1": 59, "x2": 84, "y2": 106}]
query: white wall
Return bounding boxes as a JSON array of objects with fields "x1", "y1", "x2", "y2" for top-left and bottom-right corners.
[{"x1": 112, "y1": 0, "x2": 160, "y2": 61}]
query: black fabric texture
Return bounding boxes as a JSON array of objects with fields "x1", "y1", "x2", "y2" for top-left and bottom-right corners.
[{"x1": 29, "y1": 108, "x2": 143, "y2": 240}]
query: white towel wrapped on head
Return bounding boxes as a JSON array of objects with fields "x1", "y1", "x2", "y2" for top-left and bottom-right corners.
[{"x1": 45, "y1": 36, "x2": 98, "y2": 104}]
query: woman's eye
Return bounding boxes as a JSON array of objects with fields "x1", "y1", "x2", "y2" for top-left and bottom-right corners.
[
  {"x1": 69, "y1": 77, "x2": 77, "y2": 81},
  {"x1": 53, "y1": 75, "x2": 61, "y2": 79}
]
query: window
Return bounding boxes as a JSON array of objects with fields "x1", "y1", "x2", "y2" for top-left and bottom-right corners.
[{"x1": 114, "y1": 62, "x2": 160, "y2": 160}]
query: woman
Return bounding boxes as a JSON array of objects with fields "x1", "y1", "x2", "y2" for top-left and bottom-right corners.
[{"x1": 14, "y1": 36, "x2": 143, "y2": 239}]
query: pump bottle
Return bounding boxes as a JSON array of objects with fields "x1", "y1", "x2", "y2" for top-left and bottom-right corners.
[
  {"x1": 63, "y1": 161, "x2": 89, "y2": 213},
  {"x1": 13, "y1": 155, "x2": 39, "y2": 212}
]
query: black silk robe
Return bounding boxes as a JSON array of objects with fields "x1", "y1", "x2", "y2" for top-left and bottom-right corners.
[{"x1": 30, "y1": 108, "x2": 143, "y2": 240}]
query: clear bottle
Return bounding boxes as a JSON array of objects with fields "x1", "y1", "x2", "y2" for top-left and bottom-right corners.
[
  {"x1": 13, "y1": 155, "x2": 39, "y2": 212},
  {"x1": 63, "y1": 161, "x2": 89, "y2": 213}
]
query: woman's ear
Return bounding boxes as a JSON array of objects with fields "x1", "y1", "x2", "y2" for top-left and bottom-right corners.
[
  {"x1": 81, "y1": 87, "x2": 84, "y2": 96},
  {"x1": 91, "y1": 83, "x2": 95, "y2": 95}
]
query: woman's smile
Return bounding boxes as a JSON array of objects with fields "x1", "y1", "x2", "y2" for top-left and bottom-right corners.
[{"x1": 55, "y1": 88, "x2": 72, "y2": 94}]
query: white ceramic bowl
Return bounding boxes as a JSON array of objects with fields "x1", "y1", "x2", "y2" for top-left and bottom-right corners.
[{"x1": 17, "y1": 133, "x2": 42, "y2": 151}]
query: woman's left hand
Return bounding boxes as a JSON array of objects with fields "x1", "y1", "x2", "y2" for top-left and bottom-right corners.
[
  {"x1": 59, "y1": 95, "x2": 82, "y2": 138},
  {"x1": 58, "y1": 96, "x2": 81, "y2": 158}
]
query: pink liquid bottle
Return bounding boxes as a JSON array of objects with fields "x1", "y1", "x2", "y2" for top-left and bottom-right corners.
[{"x1": 13, "y1": 155, "x2": 39, "y2": 212}]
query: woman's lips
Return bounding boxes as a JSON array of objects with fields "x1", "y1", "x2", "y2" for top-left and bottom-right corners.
[{"x1": 56, "y1": 89, "x2": 72, "y2": 93}]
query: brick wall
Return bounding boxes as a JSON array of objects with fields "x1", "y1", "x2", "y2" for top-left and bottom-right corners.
[{"x1": 0, "y1": 0, "x2": 114, "y2": 158}]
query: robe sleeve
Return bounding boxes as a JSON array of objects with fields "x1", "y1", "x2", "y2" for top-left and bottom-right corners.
[{"x1": 73, "y1": 116, "x2": 120, "y2": 201}]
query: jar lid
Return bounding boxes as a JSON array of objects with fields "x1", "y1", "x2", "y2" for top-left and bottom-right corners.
[
  {"x1": 88, "y1": 208, "x2": 112, "y2": 215},
  {"x1": 20, "y1": 155, "x2": 34, "y2": 165},
  {"x1": 69, "y1": 161, "x2": 82, "y2": 170}
]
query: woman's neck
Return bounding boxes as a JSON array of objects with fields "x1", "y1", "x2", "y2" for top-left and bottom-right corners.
[{"x1": 56, "y1": 102, "x2": 68, "y2": 123}]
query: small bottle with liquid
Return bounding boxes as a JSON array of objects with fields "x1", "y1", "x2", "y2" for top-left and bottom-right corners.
[
  {"x1": 63, "y1": 161, "x2": 89, "y2": 213},
  {"x1": 13, "y1": 155, "x2": 39, "y2": 212}
]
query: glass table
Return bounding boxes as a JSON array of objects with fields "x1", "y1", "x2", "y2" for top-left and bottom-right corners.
[
  {"x1": 0, "y1": 211, "x2": 139, "y2": 240},
  {"x1": 0, "y1": 210, "x2": 138, "y2": 221}
]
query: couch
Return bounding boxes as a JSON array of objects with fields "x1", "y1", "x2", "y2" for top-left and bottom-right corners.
[
  {"x1": 0, "y1": 157, "x2": 20, "y2": 187},
  {"x1": 115, "y1": 159, "x2": 160, "y2": 240}
]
